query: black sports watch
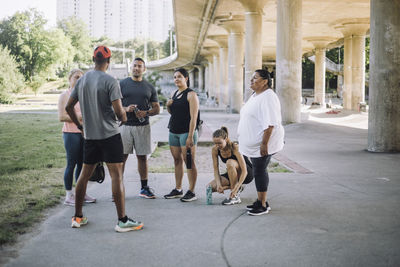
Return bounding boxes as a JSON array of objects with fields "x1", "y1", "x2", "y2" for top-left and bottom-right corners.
[{"x1": 77, "y1": 124, "x2": 83, "y2": 130}]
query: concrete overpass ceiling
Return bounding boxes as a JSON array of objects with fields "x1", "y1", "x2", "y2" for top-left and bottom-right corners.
[{"x1": 150, "y1": 0, "x2": 371, "y2": 70}]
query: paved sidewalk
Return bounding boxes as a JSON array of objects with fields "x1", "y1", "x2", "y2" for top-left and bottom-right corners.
[{"x1": 3, "y1": 108, "x2": 400, "y2": 267}]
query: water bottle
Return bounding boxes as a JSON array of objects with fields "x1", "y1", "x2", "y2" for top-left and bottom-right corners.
[
  {"x1": 206, "y1": 185, "x2": 212, "y2": 205},
  {"x1": 133, "y1": 106, "x2": 145, "y2": 123},
  {"x1": 186, "y1": 148, "x2": 192, "y2": 169}
]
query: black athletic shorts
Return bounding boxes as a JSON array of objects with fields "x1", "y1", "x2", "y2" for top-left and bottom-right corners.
[
  {"x1": 221, "y1": 163, "x2": 254, "y2": 185},
  {"x1": 83, "y1": 133, "x2": 124, "y2": 164}
]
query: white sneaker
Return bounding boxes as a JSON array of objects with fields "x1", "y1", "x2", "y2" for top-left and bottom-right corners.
[
  {"x1": 84, "y1": 194, "x2": 96, "y2": 203},
  {"x1": 221, "y1": 196, "x2": 241, "y2": 205},
  {"x1": 64, "y1": 195, "x2": 75, "y2": 206}
]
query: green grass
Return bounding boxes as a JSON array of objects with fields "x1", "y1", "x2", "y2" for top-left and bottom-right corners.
[
  {"x1": 150, "y1": 144, "x2": 170, "y2": 158},
  {"x1": 0, "y1": 112, "x2": 66, "y2": 245}
]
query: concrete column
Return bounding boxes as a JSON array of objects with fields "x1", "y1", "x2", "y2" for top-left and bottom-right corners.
[
  {"x1": 349, "y1": 26, "x2": 368, "y2": 111},
  {"x1": 217, "y1": 16, "x2": 245, "y2": 113},
  {"x1": 342, "y1": 34, "x2": 353, "y2": 109},
  {"x1": 189, "y1": 69, "x2": 195, "y2": 90},
  {"x1": 237, "y1": 0, "x2": 267, "y2": 101},
  {"x1": 207, "y1": 60, "x2": 214, "y2": 98},
  {"x1": 197, "y1": 65, "x2": 204, "y2": 92},
  {"x1": 307, "y1": 38, "x2": 335, "y2": 107},
  {"x1": 212, "y1": 52, "x2": 220, "y2": 105},
  {"x1": 368, "y1": 0, "x2": 400, "y2": 152},
  {"x1": 204, "y1": 64, "x2": 210, "y2": 97},
  {"x1": 314, "y1": 48, "x2": 326, "y2": 106},
  {"x1": 209, "y1": 35, "x2": 229, "y2": 105},
  {"x1": 276, "y1": 0, "x2": 302, "y2": 123}
]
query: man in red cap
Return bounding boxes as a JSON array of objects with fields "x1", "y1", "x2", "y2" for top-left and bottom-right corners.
[{"x1": 66, "y1": 46, "x2": 144, "y2": 232}]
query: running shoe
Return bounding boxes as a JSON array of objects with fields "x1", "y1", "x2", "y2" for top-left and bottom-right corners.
[
  {"x1": 71, "y1": 216, "x2": 88, "y2": 228},
  {"x1": 64, "y1": 195, "x2": 75, "y2": 206},
  {"x1": 221, "y1": 196, "x2": 242, "y2": 205},
  {"x1": 164, "y1": 188, "x2": 183, "y2": 199},
  {"x1": 180, "y1": 190, "x2": 197, "y2": 202},
  {"x1": 84, "y1": 194, "x2": 96, "y2": 203},
  {"x1": 247, "y1": 201, "x2": 271, "y2": 216},
  {"x1": 140, "y1": 186, "x2": 156, "y2": 199},
  {"x1": 246, "y1": 200, "x2": 271, "y2": 211},
  {"x1": 115, "y1": 217, "x2": 144, "y2": 233}
]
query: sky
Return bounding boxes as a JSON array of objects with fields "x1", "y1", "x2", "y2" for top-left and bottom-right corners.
[{"x1": 0, "y1": 0, "x2": 56, "y2": 27}]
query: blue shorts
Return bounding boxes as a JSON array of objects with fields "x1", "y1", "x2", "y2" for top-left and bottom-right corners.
[{"x1": 169, "y1": 131, "x2": 198, "y2": 147}]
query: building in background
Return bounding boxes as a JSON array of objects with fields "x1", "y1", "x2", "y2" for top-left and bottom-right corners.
[{"x1": 56, "y1": 0, "x2": 173, "y2": 42}]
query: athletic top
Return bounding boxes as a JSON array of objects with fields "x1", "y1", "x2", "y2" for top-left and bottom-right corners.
[{"x1": 168, "y1": 88, "x2": 200, "y2": 134}]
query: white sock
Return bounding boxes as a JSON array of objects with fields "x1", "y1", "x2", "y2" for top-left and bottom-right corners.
[{"x1": 66, "y1": 190, "x2": 73, "y2": 198}]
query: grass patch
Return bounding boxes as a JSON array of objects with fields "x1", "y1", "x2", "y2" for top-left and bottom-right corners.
[
  {"x1": 268, "y1": 161, "x2": 292, "y2": 173},
  {"x1": 0, "y1": 112, "x2": 66, "y2": 245},
  {"x1": 149, "y1": 165, "x2": 175, "y2": 173},
  {"x1": 150, "y1": 144, "x2": 170, "y2": 158}
]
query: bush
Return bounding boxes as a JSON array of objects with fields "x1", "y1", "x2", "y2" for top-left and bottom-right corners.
[{"x1": 0, "y1": 46, "x2": 25, "y2": 103}]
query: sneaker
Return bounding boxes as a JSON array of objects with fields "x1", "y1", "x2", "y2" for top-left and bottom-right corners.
[
  {"x1": 115, "y1": 217, "x2": 144, "y2": 233},
  {"x1": 71, "y1": 216, "x2": 88, "y2": 228},
  {"x1": 247, "y1": 205, "x2": 271, "y2": 216},
  {"x1": 246, "y1": 200, "x2": 270, "y2": 211},
  {"x1": 64, "y1": 195, "x2": 75, "y2": 206},
  {"x1": 221, "y1": 196, "x2": 241, "y2": 205},
  {"x1": 84, "y1": 194, "x2": 96, "y2": 203},
  {"x1": 140, "y1": 186, "x2": 156, "y2": 199},
  {"x1": 180, "y1": 190, "x2": 197, "y2": 202},
  {"x1": 164, "y1": 188, "x2": 183, "y2": 199}
]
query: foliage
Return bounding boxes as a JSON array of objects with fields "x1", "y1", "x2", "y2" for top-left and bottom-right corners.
[
  {"x1": 144, "y1": 71, "x2": 162, "y2": 90},
  {"x1": 163, "y1": 28, "x2": 176, "y2": 56},
  {"x1": 0, "y1": 45, "x2": 25, "y2": 103},
  {"x1": 0, "y1": 8, "x2": 73, "y2": 81},
  {"x1": 302, "y1": 57, "x2": 314, "y2": 88},
  {"x1": 57, "y1": 16, "x2": 92, "y2": 65}
]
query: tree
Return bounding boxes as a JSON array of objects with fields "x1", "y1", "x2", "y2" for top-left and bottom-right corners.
[
  {"x1": 0, "y1": 45, "x2": 24, "y2": 103},
  {"x1": 0, "y1": 9, "x2": 66, "y2": 81},
  {"x1": 57, "y1": 17, "x2": 92, "y2": 65}
]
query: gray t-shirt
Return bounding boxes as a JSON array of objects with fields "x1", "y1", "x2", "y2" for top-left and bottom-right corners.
[
  {"x1": 71, "y1": 70, "x2": 122, "y2": 140},
  {"x1": 120, "y1": 78, "x2": 158, "y2": 126}
]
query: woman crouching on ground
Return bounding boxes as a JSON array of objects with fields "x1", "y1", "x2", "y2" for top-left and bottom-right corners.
[
  {"x1": 207, "y1": 127, "x2": 253, "y2": 205},
  {"x1": 164, "y1": 68, "x2": 200, "y2": 202}
]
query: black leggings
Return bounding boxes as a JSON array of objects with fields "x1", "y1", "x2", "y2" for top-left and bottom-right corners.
[{"x1": 251, "y1": 155, "x2": 272, "y2": 192}]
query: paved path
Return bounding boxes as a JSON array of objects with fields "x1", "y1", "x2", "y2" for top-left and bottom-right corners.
[{"x1": 3, "y1": 108, "x2": 400, "y2": 267}]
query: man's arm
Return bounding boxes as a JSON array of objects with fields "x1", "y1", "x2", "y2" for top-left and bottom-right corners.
[
  {"x1": 65, "y1": 96, "x2": 82, "y2": 130},
  {"x1": 112, "y1": 99, "x2": 127, "y2": 125}
]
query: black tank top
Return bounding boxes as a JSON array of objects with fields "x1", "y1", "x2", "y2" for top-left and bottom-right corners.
[
  {"x1": 218, "y1": 144, "x2": 252, "y2": 166},
  {"x1": 168, "y1": 88, "x2": 200, "y2": 134}
]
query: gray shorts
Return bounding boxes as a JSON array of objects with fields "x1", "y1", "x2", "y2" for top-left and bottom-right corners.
[{"x1": 121, "y1": 124, "x2": 152, "y2": 155}]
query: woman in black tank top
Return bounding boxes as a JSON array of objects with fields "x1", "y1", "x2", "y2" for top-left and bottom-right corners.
[
  {"x1": 206, "y1": 127, "x2": 253, "y2": 205},
  {"x1": 164, "y1": 68, "x2": 200, "y2": 202}
]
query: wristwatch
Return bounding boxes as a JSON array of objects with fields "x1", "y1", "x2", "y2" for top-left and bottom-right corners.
[
  {"x1": 146, "y1": 111, "x2": 149, "y2": 116},
  {"x1": 77, "y1": 125, "x2": 83, "y2": 130}
]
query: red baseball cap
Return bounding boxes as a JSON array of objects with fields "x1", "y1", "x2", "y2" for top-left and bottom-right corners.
[{"x1": 93, "y1": 46, "x2": 111, "y2": 59}]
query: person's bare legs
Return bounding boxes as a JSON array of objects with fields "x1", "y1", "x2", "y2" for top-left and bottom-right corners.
[
  {"x1": 107, "y1": 162, "x2": 125, "y2": 218},
  {"x1": 207, "y1": 179, "x2": 230, "y2": 192},
  {"x1": 122, "y1": 154, "x2": 129, "y2": 175},
  {"x1": 182, "y1": 145, "x2": 197, "y2": 192},
  {"x1": 170, "y1": 146, "x2": 183, "y2": 189},
  {"x1": 226, "y1": 159, "x2": 240, "y2": 191},
  {"x1": 136, "y1": 155, "x2": 147, "y2": 181},
  {"x1": 74, "y1": 163, "x2": 97, "y2": 217}
]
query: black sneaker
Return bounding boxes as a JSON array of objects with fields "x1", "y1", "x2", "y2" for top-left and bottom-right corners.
[
  {"x1": 180, "y1": 190, "x2": 197, "y2": 202},
  {"x1": 246, "y1": 200, "x2": 270, "y2": 211},
  {"x1": 164, "y1": 189, "x2": 183, "y2": 199}
]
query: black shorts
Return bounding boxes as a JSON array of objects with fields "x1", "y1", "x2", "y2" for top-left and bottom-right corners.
[
  {"x1": 221, "y1": 164, "x2": 254, "y2": 185},
  {"x1": 83, "y1": 133, "x2": 124, "y2": 164}
]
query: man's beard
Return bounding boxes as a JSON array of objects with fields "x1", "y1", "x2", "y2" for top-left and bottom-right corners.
[{"x1": 133, "y1": 73, "x2": 141, "y2": 78}]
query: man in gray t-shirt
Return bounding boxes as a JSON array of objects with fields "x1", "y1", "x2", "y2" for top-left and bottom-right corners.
[
  {"x1": 66, "y1": 46, "x2": 144, "y2": 232},
  {"x1": 120, "y1": 57, "x2": 160, "y2": 199}
]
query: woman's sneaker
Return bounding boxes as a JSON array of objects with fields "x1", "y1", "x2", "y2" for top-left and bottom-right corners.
[
  {"x1": 140, "y1": 186, "x2": 156, "y2": 199},
  {"x1": 115, "y1": 217, "x2": 144, "y2": 233},
  {"x1": 247, "y1": 201, "x2": 271, "y2": 216},
  {"x1": 221, "y1": 196, "x2": 242, "y2": 205},
  {"x1": 180, "y1": 190, "x2": 197, "y2": 202},
  {"x1": 84, "y1": 194, "x2": 96, "y2": 203},
  {"x1": 246, "y1": 200, "x2": 270, "y2": 211},
  {"x1": 164, "y1": 188, "x2": 183, "y2": 199},
  {"x1": 64, "y1": 195, "x2": 75, "y2": 206}
]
